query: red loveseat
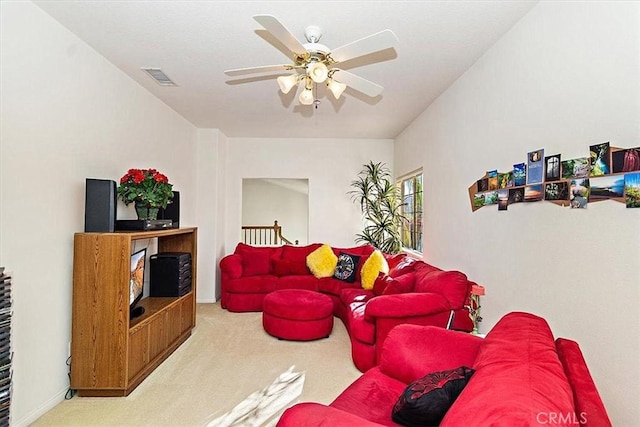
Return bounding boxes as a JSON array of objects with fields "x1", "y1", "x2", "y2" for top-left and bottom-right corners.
[
  {"x1": 278, "y1": 312, "x2": 612, "y2": 427},
  {"x1": 219, "y1": 243, "x2": 474, "y2": 372}
]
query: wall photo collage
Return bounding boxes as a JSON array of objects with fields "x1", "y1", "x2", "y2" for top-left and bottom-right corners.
[{"x1": 469, "y1": 142, "x2": 640, "y2": 212}]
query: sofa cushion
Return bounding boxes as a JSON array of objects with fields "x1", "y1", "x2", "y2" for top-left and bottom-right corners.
[
  {"x1": 441, "y1": 312, "x2": 576, "y2": 426},
  {"x1": 280, "y1": 402, "x2": 387, "y2": 427},
  {"x1": 223, "y1": 275, "x2": 278, "y2": 293},
  {"x1": 317, "y1": 277, "x2": 360, "y2": 297},
  {"x1": 340, "y1": 287, "x2": 375, "y2": 306},
  {"x1": 334, "y1": 252, "x2": 361, "y2": 283},
  {"x1": 348, "y1": 302, "x2": 376, "y2": 344},
  {"x1": 360, "y1": 250, "x2": 389, "y2": 290},
  {"x1": 331, "y1": 366, "x2": 407, "y2": 426},
  {"x1": 380, "y1": 325, "x2": 483, "y2": 385},
  {"x1": 372, "y1": 273, "x2": 392, "y2": 296},
  {"x1": 388, "y1": 256, "x2": 419, "y2": 278},
  {"x1": 382, "y1": 273, "x2": 415, "y2": 295},
  {"x1": 413, "y1": 270, "x2": 469, "y2": 309},
  {"x1": 392, "y1": 366, "x2": 475, "y2": 426},
  {"x1": 306, "y1": 244, "x2": 338, "y2": 278},
  {"x1": 413, "y1": 261, "x2": 441, "y2": 275},
  {"x1": 280, "y1": 244, "x2": 322, "y2": 275},
  {"x1": 331, "y1": 244, "x2": 375, "y2": 258},
  {"x1": 234, "y1": 243, "x2": 281, "y2": 276},
  {"x1": 271, "y1": 258, "x2": 304, "y2": 276},
  {"x1": 276, "y1": 275, "x2": 319, "y2": 291},
  {"x1": 384, "y1": 253, "x2": 408, "y2": 270}
]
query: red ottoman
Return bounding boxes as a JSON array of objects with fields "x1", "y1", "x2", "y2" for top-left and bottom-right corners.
[{"x1": 263, "y1": 289, "x2": 334, "y2": 341}]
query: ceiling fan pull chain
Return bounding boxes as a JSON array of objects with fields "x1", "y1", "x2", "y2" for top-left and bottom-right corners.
[{"x1": 313, "y1": 83, "x2": 320, "y2": 109}]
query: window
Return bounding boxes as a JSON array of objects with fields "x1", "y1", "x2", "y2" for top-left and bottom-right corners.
[{"x1": 399, "y1": 170, "x2": 423, "y2": 253}]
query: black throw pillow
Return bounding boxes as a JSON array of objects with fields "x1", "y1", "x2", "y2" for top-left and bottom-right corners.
[
  {"x1": 333, "y1": 252, "x2": 360, "y2": 283},
  {"x1": 392, "y1": 366, "x2": 475, "y2": 426}
]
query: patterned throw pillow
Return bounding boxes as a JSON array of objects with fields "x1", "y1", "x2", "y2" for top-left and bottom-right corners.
[
  {"x1": 392, "y1": 366, "x2": 475, "y2": 426},
  {"x1": 333, "y1": 252, "x2": 361, "y2": 283}
]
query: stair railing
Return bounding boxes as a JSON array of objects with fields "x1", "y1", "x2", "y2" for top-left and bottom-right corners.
[{"x1": 241, "y1": 220, "x2": 298, "y2": 246}]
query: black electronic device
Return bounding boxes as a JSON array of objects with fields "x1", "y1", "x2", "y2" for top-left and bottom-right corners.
[
  {"x1": 150, "y1": 252, "x2": 192, "y2": 297},
  {"x1": 84, "y1": 178, "x2": 117, "y2": 232},
  {"x1": 158, "y1": 191, "x2": 180, "y2": 228},
  {"x1": 116, "y1": 219, "x2": 173, "y2": 231}
]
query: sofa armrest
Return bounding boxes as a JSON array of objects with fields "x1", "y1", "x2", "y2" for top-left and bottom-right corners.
[
  {"x1": 277, "y1": 402, "x2": 385, "y2": 427},
  {"x1": 379, "y1": 324, "x2": 483, "y2": 384},
  {"x1": 556, "y1": 338, "x2": 612, "y2": 427},
  {"x1": 364, "y1": 292, "x2": 451, "y2": 320},
  {"x1": 219, "y1": 253, "x2": 243, "y2": 279}
]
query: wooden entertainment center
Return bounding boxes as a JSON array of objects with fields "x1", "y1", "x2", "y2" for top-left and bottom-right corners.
[{"x1": 71, "y1": 227, "x2": 197, "y2": 397}]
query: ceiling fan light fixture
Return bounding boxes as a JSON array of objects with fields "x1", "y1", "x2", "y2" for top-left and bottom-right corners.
[
  {"x1": 226, "y1": 15, "x2": 399, "y2": 107},
  {"x1": 277, "y1": 74, "x2": 299, "y2": 94},
  {"x1": 299, "y1": 87, "x2": 315, "y2": 105},
  {"x1": 307, "y1": 61, "x2": 328, "y2": 84},
  {"x1": 327, "y1": 78, "x2": 347, "y2": 99}
]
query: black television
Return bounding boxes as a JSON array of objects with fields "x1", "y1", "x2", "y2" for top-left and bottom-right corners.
[{"x1": 129, "y1": 248, "x2": 146, "y2": 319}]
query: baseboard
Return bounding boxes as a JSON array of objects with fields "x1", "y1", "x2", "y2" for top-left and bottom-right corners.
[
  {"x1": 196, "y1": 298, "x2": 217, "y2": 304},
  {"x1": 12, "y1": 386, "x2": 68, "y2": 427}
]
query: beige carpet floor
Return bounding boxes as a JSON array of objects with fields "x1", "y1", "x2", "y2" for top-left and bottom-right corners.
[{"x1": 32, "y1": 303, "x2": 362, "y2": 426}]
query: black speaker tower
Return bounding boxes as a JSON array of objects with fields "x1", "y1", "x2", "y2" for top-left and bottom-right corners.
[
  {"x1": 158, "y1": 191, "x2": 180, "y2": 228},
  {"x1": 84, "y1": 178, "x2": 117, "y2": 232}
]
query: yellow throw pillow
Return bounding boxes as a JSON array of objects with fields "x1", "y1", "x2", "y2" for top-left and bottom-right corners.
[
  {"x1": 360, "y1": 250, "x2": 389, "y2": 290},
  {"x1": 306, "y1": 244, "x2": 338, "y2": 278}
]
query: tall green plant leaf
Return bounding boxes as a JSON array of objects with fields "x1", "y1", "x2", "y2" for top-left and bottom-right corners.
[{"x1": 349, "y1": 161, "x2": 407, "y2": 254}]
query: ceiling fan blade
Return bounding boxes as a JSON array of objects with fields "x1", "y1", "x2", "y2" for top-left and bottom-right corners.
[
  {"x1": 253, "y1": 15, "x2": 307, "y2": 57},
  {"x1": 330, "y1": 30, "x2": 399, "y2": 63},
  {"x1": 224, "y1": 64, "x2": 292, "y2": 77},
  {"x1": 331, "y1": 69, "x2": 383, "y2": 97}
]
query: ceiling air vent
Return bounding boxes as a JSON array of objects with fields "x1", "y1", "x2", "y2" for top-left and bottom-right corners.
[{"x1": 141, "y1": 68, "x2": 177, "y2": 86}]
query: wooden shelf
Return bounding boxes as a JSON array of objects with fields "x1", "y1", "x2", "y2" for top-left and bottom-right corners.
[{"x1": 71, "y1": 227, "x2": 197, "y2": 397}]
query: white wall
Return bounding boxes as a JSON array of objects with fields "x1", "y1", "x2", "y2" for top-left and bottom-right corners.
[
  {"x1": 394, "y1": 2, "x2": 639, "y2": 425},
  {"x1": 224, "y1": 138, "x2": 394, "y2": 256},
  {"x1": 214, "y1": 131, "x2": 228, "y2": 301},
  {"x1": 242, "y1": 179, "x2": 309, "y2": 245},
  {"x1": 196, "y1": 129, "x2": 225, "y2": 303},
  {"x1": 0, "y1": 2, "x2": 200, "y2": 425}
]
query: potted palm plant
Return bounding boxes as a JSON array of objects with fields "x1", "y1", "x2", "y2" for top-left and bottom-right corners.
[{"x1": 349, "y1": 161, "x2": 406, "y2": 254}]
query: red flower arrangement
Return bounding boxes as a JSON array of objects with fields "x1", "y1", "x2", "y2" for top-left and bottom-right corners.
[{"x1": 117, "y1": 168, "x2": 174, "y2": 209}]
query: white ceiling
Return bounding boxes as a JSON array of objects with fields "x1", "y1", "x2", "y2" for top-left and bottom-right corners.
[{"x1": 33, "y1": 1, "x2": 537, "y2": 139}]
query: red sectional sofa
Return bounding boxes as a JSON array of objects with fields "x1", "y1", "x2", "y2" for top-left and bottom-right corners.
[
  {"x1": 278, "y1": 312, "x2": 612, "y2": 427},
  {"x1": 219, "y1": 243, "x2": 474, "y2": 372}
]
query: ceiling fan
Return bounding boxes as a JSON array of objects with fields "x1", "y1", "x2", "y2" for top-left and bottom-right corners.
[{"x1": 224, "y1": 15, "x2": 398, "y2": 106}]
